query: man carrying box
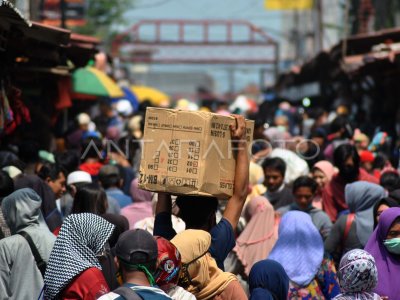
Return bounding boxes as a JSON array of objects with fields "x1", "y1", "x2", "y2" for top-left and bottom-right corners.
[{"x1": 153, "y1": 115, "x2": 249, "y2": 270}]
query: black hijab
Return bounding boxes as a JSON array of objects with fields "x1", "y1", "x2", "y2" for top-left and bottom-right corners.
[{"x1": 373, "y1": 197, "x2": 400, "y2": 228}]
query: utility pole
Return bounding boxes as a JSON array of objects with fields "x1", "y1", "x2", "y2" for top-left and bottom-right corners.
[
  {"x1": 315, "y1": 0, "x2": 323, "y2": 54},
  {"x1": 342, "y1": 0, "x2": 350, "y2": 58},
  {"x1": 60, "y1": 0, "x2": 66, "y2": 28}
]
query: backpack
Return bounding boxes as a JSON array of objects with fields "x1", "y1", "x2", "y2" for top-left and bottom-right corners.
[{"x1": 113, "y1": 286, "x2": 142, "y2": 300}]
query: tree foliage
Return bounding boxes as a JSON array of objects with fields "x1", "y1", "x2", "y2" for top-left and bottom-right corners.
[{"x1": 75, "y1": 0, "x2": 134, "y2": 39}]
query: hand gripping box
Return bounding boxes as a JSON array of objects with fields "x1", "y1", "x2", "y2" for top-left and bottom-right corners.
[{"x1": 138, "y1": 107, "x2": 254, "y2": 199}]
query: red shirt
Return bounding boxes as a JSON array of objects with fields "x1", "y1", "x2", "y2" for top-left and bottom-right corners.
[
  {"x1": 79, "y1": 162, "x2": 103, "y2": 176},
  {"x1": 322, "y1": 168, "x2": 379, "y2": 222},
  {"x1": 61, "y1": 267, "x2": 110, "y2": 300}
]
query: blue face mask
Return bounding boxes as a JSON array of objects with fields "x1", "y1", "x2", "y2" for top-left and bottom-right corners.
[{"x1": 384, "y1": 238, "x2": 400, "y2": 255}]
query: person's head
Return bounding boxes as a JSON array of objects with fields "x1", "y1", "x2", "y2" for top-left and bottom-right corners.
[
  {"x1": 154, "y1": 236, "x2": 182, "y2": 291},
  {"x1": 66, "y1": 170, "x2": 92, "y2": 197},
  {"x1": 0, "y1": 170, "x2": 14, "y2": 200},
  {"x1": 374, "y1": 208, "x2": 400, "y2": 255},
  {"x1": 43, "y1": 213, "x2": 115, "y2": 300},
  {"x1": 72, "y1": 183, "x2": 108, "y2": 215},
  {"x1": 101, "y1": 213, "x2": 129, "y2": 248},
  {"x1": 55, "y1": 151, "x2": 80, "y2": 176},
  {"x1": 337, "y1": 249, "x2": 377, "y2": 295},
  {"x1": 1, "y1": 188, "x2": 43, "y2": 234},
  {"x1": 171, "y1": 229, "x2": 220, "y2": 296},
  {"x1": 330, "y1": 115, "x2": 352, "y2": 138},
  {"x1": 176, "y1": 195, "x2": 218, "y2": 231},
  {"x1": 115, "y1": 229, "x2": 158, "y2": 284},
  {"x1": 268, "y1": 211, "x2": 324, "y2": 286},
  {"x1": 373, "y1": 198, "x2": 399, "y2": 228},
  {"x1": 380, "y1": 171, "x2": 400, "y2": 192},
  {"x1": 98, "y1": 165, "x2": 121, "y2": 189},
  {"x1": 130, "y1": 178, "x2": 152, "y2": 203},
  {"x1": 244, "y1": 196, "x2": 271, "y2": 223},
  {"x1": 345, "y1": 181, "x2": 385, "y2": 214},
  {"x1": 311, "y1": 160, "x2": 335, "y2": 191},
  {"x1": 372, "y1": 153, "x2": 388, "y2": 171},
  {"x1": 76, "y1": 113, "x2": 91, "y2": 131},
  {"x1": 334, "y1": 144, "x2": 360, "y2": 182},
  {"x1": 292, "y1": 176, "x2": 318, "y2": 210},
  {"x1": 18, "y1": 140, "x2": 40, "y2": 165},
  {"x1": 80, "y1": 137, "x2": 103, "y2": 161},
  {"x1": 262, "y1": 157, "x2": 286, "y2": 192},
  {"x1": 37, "y1": 163, "x2": 66, "y2": 199},
  {"x1": 248, "y1": 259, "x2": 289, "y2": 300},
  {"x1": 359, "y1": 150, "x2": 375, "y2": 173}
]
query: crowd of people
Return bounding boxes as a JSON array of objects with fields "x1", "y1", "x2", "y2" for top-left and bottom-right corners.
[{"x1": 0, "y1": 97, "x2": 400, "y2": 300}]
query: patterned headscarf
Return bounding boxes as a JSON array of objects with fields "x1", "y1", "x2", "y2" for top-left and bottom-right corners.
[
  {"x1": 334, "y1": 249, "x2": 380, "y2": 300},
  {"x1": 44, "y1": 213, "x2": 115, "y2": 299}
]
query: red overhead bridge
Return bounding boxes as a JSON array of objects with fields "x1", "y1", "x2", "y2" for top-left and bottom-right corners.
[{"x1": 112, "y1": 19, "x2": 279, "y2": 75}]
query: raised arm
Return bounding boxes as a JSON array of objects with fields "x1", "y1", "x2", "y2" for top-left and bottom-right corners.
[{"x1": 223, "y1": 115, "x2": 249, "y2": 232}]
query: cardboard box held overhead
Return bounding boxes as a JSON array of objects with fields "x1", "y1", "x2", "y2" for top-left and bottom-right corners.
[{"x1": 139, "y1": 107, "x2": 254, "y2": 199}]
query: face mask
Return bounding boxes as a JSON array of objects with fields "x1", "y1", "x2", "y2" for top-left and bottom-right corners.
[{"x1": 384, "y1": 238, "x2": 400, "y2": 255}]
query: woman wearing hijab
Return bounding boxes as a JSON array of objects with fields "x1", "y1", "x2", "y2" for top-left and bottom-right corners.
[
  {"x1": 373, "y1": 197, "x2": 399, "y2": 228},
  {"x1": 312, "y1": 160, "x2": 335, "y2": 209},
  {"x1": 232, "y1": 196, "x2": 278, "y2": 276},
  {"x1": 44, "y1": 213, "x2": 115, "y2": 300},
  {"x1": 325, "y1": 182, "x2": 385, "y2": 264},
  {"x1": 365, "y1": 207, "x2": 400, "y2": 299},
  {"x1": 171, "y1": 229, "x2": 247, "y2": 300},
  {"x1": 333, "y1": 249, "x2": 380, "y2": 300},
  {"x1": 0, "y1": 235, "x2": 44, "y2": 300},
  {"x1": 269, "y1": 211, "x2": 340, "y2": 299},
  {"x1": 121, "y1": 178, "x2": 153, "y2": 228},
  {"x1": 1, "y1": 188, "x2": 56, "y2": 263},
  {"x1": 248, "y1": 259, "x2": 289, "y2": 300}
]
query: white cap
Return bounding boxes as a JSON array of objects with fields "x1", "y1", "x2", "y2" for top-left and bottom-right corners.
[
  {"x1": 77, "y1": 113, "x2": 91, "y2": 125},
  {"x1": 2, "y1": 166, "x2": 22, "y2": 179},
  {"x1": 67, "y1": 171, "x2": 92, "y2": 185},
  {"x1": 116, "y1": 99, "x2": 133, "y2": 117}
]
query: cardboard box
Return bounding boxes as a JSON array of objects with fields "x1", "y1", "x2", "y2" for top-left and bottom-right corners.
[{"x1": 138, "y1": 107, "x2": 254, "y2": 199}]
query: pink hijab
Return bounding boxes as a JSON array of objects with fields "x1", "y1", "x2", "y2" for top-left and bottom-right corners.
[
  {"x1": 234, "y1": 196, "x2": 278, "y2": 276},
  {"x1": 313, "y1": 160, "x2": 335, "y2": 182},
  {"x1": 121, "y1": 179, "x2": 153, "y2": 229}
]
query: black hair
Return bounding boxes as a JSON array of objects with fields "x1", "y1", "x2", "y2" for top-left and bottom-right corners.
[
  {"x1": 0, "y1": 171, "x2": 14, "y2": 199},
  {"x1": 373, "y1": 197, "x2": 399, "y2": 228},
  {"x1": 373, "y1": 153, "x2": 388, "y2": 170},
  {"x1": 176, "y1": 195, "x2": 218, "y2": 230},
  {"x1": 333, "y1": 144, "x2": 360, "y2": 171},
  {"x1": 37, "y1": 162, "x2": 66, "y2": 181},
  {"x1": 330, "y1": 116, "x2": 353, "y2": 138},
  {"x1": 72, "y1": 183, "x2": 108, "y2": 215},
  {"x1": 98, "y1": 172, "x2": 121, "y2": 189},
  {"x1": 80, "y1": 137, "x2": 103, "y2": 160},
  {"x1": 380, "y1": 172, "x2": 400, "y2": 192},
  {"x1": 18, "y1": 140, "x2": 40, "y2": 164},
  {"x1": 292, "y1": 176, "x2": 318, "y2": 194},
  {"x1": 56, "y1": 151, "x2": 80, "y2": 175},
  {"x1": 262, "y1": 157, "x2": 286, "y2": 177}
]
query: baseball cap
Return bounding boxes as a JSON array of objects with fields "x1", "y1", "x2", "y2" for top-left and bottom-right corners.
[
  {"x1": 99, "y1": 165, "x2": 119, "y2": 178},
  {"x1": 115, "y1": 229, "x2": 158, "y2": 266},
  {"x1": 67, "y1": 171, "x2": 92, "y2": 185}
]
